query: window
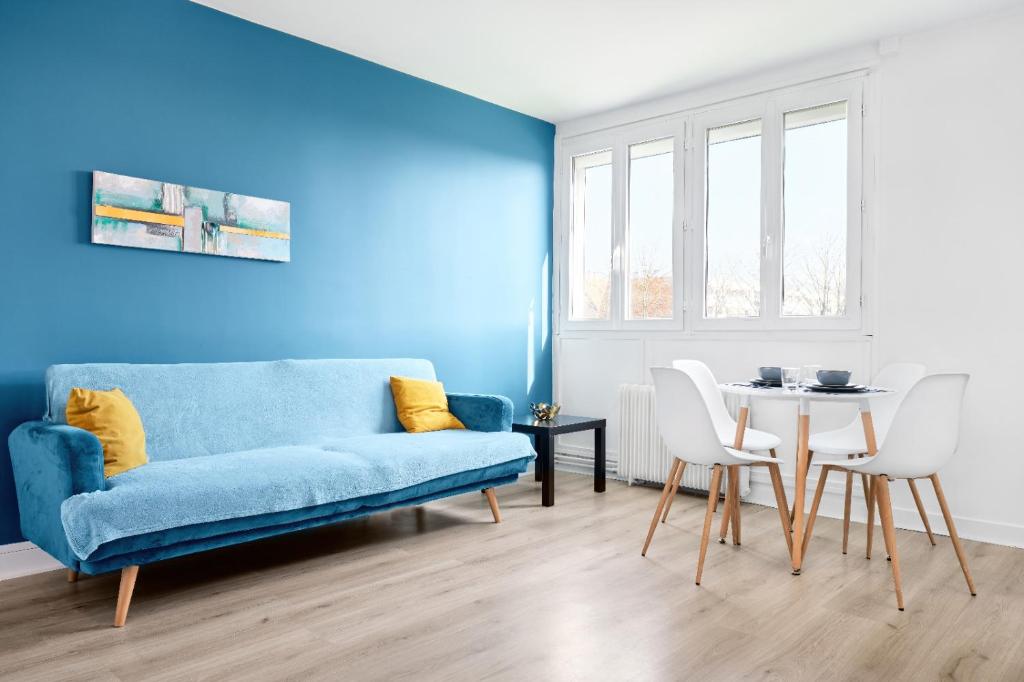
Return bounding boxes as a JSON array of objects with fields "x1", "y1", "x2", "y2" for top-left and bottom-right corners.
[
  {"x1": 627, "y1": 139, "x2": 674, "y2": 320},
  {"x1": 704, "y1": 119, "x2": 762, "y2": 319},
  {"x1": 782, "y1": 101, "x2": 848, "y2": 317},
  {"x1": 558, "y1": 76, "x2": 863, "y2": 332},
  {"x1": 569, "y1": 150, "x2": 612, "y2": 321}
]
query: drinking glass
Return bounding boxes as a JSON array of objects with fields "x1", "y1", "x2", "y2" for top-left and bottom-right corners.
[{"x1": 782, "y1": 367, "x2": 800, "y2": 391}]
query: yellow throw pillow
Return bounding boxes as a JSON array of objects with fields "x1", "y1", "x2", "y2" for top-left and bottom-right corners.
[
  {"x1": 389, "y1": 376, "x2": 466, "y2": 433},
  {"x1": 66, "y1": 388, "x2": 148, "y2": 478}
]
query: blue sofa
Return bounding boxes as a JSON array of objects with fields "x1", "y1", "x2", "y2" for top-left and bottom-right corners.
[{"x1": 8, "y1": 359, "x2": 535, "y2": 626}]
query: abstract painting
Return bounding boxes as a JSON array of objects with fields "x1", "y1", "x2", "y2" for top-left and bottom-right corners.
[{"x1": 92, "y1": 171, "x2": 290, "y2": 262}]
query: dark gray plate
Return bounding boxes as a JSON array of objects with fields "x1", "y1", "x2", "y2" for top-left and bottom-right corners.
[{"x1": 805, "y1": 383, "x2": 867, "y2": 393}]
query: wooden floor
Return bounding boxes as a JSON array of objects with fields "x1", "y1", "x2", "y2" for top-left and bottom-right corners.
[{"x1": 2, "y1": 473, "x2": 1023, "y2": 681}]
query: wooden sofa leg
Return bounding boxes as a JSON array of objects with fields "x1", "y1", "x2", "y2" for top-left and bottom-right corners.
[
  {"x1": 113, "y1": 565, "x2": 139, "y2": 628},
  {"x1": 483, "y1": 488, "x2": 502, "y2": 523},
  {"x1": 66, "y1": 569, "x2": 79, "y2": 583}
]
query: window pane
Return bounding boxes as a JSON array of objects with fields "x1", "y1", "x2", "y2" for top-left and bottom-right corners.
[
  {"x1": 570, "y1": 150, "x2": 612, "y2": 320},
  {"x1": 705, "y1": 119, "x2": 762, "y2": 318},
  {"x1": 627, "y1": 138, "x2": 674, "y2": 320},
  {"x1": 783, "y1": 101, "x2": 847, "y2": 317}
]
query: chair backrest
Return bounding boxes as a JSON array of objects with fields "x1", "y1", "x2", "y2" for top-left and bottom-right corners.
[
  {"x1": 652, "y1": 367, "x2": 729, "y2": 466},
  {"x1": 869, "y1": 362, "x2": 927, "y2": 440},
  {"x1": 872, "y1": 373, "x2": 969, "y2": 479},
  {"x1": 670, "y1": 359, "x2": 734, "y2": 434}
]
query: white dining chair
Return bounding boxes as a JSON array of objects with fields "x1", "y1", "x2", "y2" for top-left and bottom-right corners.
[
  {"x1": 641, "y1": 368, "x2": 792, "y2": 585},
  {"x1": 801, "y1": 373, "x2": 974, "y2": 610},
  {"x1": 806, "y1": 363, "x2": 928, "y2": 554},
  {"x1": 660, "y1": 360, "x2": 784, "y2": 545}
]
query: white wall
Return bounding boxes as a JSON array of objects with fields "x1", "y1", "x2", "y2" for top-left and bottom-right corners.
[
  {"x1": 871, "y1": 9, "x2": 1024, "y2": 545},
  {"x1": 553, "y1": 7, "x2": 1024, "y2": 547}
]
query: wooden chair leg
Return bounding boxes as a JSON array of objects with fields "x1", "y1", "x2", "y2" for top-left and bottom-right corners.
[
  {"x1": 907, "y1": 479, "x2": 936, "y2": 545},
  {"x1": 842, "y1": 460, "x2": 854, "y2": 555},
  {"x1": 767, "y1": 461, "x2": 793, "y2": 554},
  {"x1": 113, "y1": 565, "x2": 139, "y2": 628},
  {"x1": 712, "y1": 461, "x2": 726, "y2": 513},
  {"x1": 483, "y1": 488, "x2": 502, "y2": 523},
  {"x1": 802, "y1": 466, "x2": 830, "y2": 558},
  {"x1": 874, "y1": 476, "x2": 905, "y2": 610},
  {"x1": 660, "y1": 460, "x2": 686, "y2": 523},
  {"x1": 642, "y1": 458, "x2": 681, "y2": 556},
  {"x1": 66, "y1": 569, "x2": 78, "y2": 583},
  {"x1": 860, "y1": 471, "x2": 871, "y2": 512},
  {"x1": 865, "y1": 476, "x2": 876, "y2": 559},
  {"x1": 790, "y1": 450, "x2": 814, "y2": 524},
  {"x1": 731, "y1": 469, "x2": 742, "y2": 546},
  {"x1": 718, "y1": 466, "x2": 734, "y2": 543},
  {"x1": 696, "y1": 465, "x2": 723, "y2": 585},
  {"x1": 930, "y1": 474, "x2": 976, "y2": 596}
]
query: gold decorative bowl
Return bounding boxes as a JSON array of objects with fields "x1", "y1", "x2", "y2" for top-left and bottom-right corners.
[{"x1": 530, "y1": 402, "x2": 561, "y2": 421}]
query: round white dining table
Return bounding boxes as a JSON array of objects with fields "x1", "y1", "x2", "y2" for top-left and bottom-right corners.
[{"x1": 718, "y1": 382, "x2": 896, "y2": 574}]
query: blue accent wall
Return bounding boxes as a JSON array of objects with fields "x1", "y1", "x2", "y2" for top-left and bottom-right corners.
[{"x1": 0, "y1": 0, "x2": 553, "y2": 544}]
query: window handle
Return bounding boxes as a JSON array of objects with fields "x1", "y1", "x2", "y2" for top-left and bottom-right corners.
[{"x1": 763, "y1": 233, "x2": 773, "y2": 259}]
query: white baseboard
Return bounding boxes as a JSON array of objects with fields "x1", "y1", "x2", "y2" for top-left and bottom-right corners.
[
  {"x1": 554, "y1": 445, "x2": 1024, "y2": 550},
  {"x1": 0, "y1": 542, "x2": 63, "y2": 581}
]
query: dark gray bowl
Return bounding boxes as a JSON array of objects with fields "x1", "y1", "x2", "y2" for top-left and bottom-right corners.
[
  {"x1": 758, "y1": 366, "x2": 782, "y2": 382},
  {"x1": 816, "y1": 369, "x2": 852, "y2": 386}
]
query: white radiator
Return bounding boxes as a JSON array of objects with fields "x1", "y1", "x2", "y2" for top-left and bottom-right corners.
[{"x1": 617, "y1": 384, "x2": 749, "y2": 495}]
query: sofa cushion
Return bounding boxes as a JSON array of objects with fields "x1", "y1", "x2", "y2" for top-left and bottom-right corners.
[
  {"x1": 44, "y1": 359, "x2": 438, "y2": 461},
  {"x1": 65, "y1": 388, "x2": 149, "y2": 477},
  {"x1": 389, "y1": 376, "x2": 465, "y2": 433},
  {"x1": 60, "y1": 429, "x2": 534, "y2": 560}
]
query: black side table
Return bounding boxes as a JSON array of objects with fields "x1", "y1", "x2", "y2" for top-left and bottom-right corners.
[{"x1": 512, "y1": 415, "x2": 606, "y2": 507}]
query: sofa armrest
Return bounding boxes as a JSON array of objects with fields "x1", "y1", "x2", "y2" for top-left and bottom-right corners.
[
  {"x1": 446, "y1": 393, "x2": 514, "y2": 432},
  {"x1": 8, "y1": 421, "x2": 105, "y2": 567}
]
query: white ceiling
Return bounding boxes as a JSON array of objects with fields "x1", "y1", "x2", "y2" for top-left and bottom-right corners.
[{"x1": 195, "y1": 0, "x2": 1022, "y2": 123}]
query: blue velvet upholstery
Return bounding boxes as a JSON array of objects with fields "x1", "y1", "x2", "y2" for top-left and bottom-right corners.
[
  {"x1": 9, "y1": 359, "x2": 534, "y2": 573},
  {"x1": 8, "y1": 422, "x2": 107, "y2": 569},
  {"x1": 446, "y1": 393, "x2": 513, "y2": 432}
]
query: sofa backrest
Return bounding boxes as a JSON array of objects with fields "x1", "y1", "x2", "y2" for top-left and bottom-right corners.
[{"x1": 44, "y1": 359, "x2": 437, "y2": 461}]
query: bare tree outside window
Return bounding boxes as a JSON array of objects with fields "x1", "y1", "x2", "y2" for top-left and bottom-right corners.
[
  {"x1": 629, "y1": 248, "x2": 672, "y2": 319},
  {"x1": 783, "y1": 233, "x2": 846, "y2": 316}
]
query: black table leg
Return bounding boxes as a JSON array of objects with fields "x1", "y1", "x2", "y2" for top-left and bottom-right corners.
[
  {"x1": 534, "y1": 434, "x2": 544, "y2": 482},
  {"x1": 594, "y1": 426, "x2": 606, "y2": 493},
  {"x1": 537, "y1": 433, "x2": 554, "y2": 507}
]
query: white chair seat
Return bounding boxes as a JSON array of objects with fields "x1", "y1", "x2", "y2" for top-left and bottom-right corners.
[
  {"x1": 810, "y1": 454, "x2": 878, "y2": 472},
  {"x1": 807, "y1": 423, "x2": 867, "y2": 456},
  {"x1": 723, "y1": 447, "x2": 783, "y2": 466},
  {"x1": 723, "y1": 426, "x2": 781, "y2": 452}
]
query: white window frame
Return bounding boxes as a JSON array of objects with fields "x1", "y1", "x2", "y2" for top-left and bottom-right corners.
[
  {"x1": 558, "y1": 117, "x2": 684, "y2": 332},
  {"x1": 554, "y1": 73, "x2": 868, "y2": 335},
  {"x1": 772, "y1": 80, "x2": 863, "y2": 331},
  {"x1": 688, "y1": 99, "x2": 769, "y2": 331},
  {"x1": 566, "y1": 146, "x2": 614, "y2": 327}
]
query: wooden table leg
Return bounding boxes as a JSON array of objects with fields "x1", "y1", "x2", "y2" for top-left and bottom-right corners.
[
  {"x1": 860, "y1": 403, "x2": 880, "y2": 557},
  {"x1": 594, "y1": 426, "x2": 606, "y2": 493},
  {"x1": 791, "y1": 398, "x2": 811, "y2": 574},
  {"x1": 538, "y1": 433, "x2": 555, "y2": 507}
]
